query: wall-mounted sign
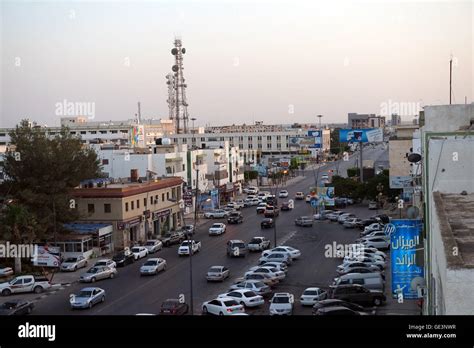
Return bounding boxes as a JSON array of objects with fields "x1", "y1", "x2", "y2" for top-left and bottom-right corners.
[{"x1": 152, "y1": 209, "x2": 171, "y2": 221}]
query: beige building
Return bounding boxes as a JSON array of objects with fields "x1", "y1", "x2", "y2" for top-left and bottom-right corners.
[
  {"x1": 389, "y1": 125, "x2": 419, "y2": 189},
  {"x1": 72, "y1": 177, "x2": 183, "y2": 250}
]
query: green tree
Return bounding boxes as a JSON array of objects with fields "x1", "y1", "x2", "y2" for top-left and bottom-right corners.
[
  {"x1": 330, "y1": 128, "x2": 350, "y2": 155},
  {"x1": 2, "y1": 120, "x2": 102, "y2": 242},
  {"x1": 331, "y1": 175, "x2": 365, "y2": 201}
]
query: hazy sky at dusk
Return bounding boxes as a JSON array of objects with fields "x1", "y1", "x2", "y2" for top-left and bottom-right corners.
[{"x1": 1, "y1": 0, "x2": 472, "y2": 128}]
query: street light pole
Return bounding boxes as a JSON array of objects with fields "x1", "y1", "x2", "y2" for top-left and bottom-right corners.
[
  {"x1": 189, "y1": 166, "x2": 199, "y2": 315},
  {"x1": 191, "y1": 117, "x2": 196, "y2": 134}
]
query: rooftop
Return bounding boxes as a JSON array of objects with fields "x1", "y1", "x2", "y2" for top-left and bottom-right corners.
[{"x1": 434, "y1": 192, "x2": 474, "y2": 268}]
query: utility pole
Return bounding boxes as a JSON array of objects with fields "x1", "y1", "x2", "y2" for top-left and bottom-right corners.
[
  {"x1": 189, "y1": 166, "x2": 199, "y2": 315},
  {"x1": 359, "y1": 140, "x2": 364, "y2": 183},
  {"x1": 449, "y1": 56, "x2": 452, "y2": 105}
]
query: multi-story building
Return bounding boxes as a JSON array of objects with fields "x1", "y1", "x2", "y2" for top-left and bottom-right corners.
[
  {"x1": 348, "y1": 113, "x2": 386, "y2": 129},
  {"x1": 391, "y1": 113, "x2": 402, "y2": 126},
  {"x1": 71, "y1": 177, "x2": 184, "y2": 250},
  {"x1": 420, "y1": 103, "x2": 474, "y2": 315}
]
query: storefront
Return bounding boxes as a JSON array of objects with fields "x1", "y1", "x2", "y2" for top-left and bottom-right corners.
[
  {"x1": 57, "y1": 223, "x2": 114, "y2": 259},
  {"x1": 152, "y1": 209, "x2": 171, "y2": 236},
  {"x1": 117, "y1": 217, "x2": 143, "y2": 248}
]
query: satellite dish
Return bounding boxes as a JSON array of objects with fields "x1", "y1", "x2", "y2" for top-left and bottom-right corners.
[
  {"x1": 407, "y1": 206, "x2": 420, "y2": 219},
  {"x1": 172, "y1": 65, "x2": 179, "y2": 72},
  {"x1": 181, "y1": 48, "x2": 186, "y2": 54},
  {"x1": 171, "y1": 48, "x2": 178, "y2": 55},
  {"x1": 407, "y1": 153, "x2": 422, "y2": 163}
]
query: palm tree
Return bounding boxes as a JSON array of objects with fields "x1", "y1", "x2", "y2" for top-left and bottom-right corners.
[{"x1": 0, "y1": 203, "x2": 37, "y2": 274}]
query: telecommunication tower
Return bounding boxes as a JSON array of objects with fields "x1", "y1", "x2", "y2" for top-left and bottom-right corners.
[{"x1": 169, "y1": 38, "x2": 189, "y2": 134}]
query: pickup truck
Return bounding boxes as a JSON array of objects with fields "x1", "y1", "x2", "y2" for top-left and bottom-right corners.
[
  {"x1": 248, "y1": 237, "x2": 271, "y2": 251},
  {"x1": 178, "y1": 240, "x2": 201, "y2": 256},
  {"x1": 160, "y1": 231, "x2": 185, "y2": 247},
  {"x1": 0, "y1": 275, "x2": 51, "y2": 296},
  {"x1": 264, "y1": 206, "x2": 280, "y2": 218}
]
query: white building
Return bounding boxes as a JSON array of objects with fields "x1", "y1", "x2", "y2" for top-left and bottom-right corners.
[{"x1": 421, "y1": 103, "x2": 474, "y2": 315}]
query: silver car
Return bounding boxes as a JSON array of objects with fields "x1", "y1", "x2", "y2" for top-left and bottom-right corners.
[
  {"x1": 140, "y1": 258, "x2": 167, "y2": 276},
  {"x1": 206, "y1": 266, "x2": 230, "y2": 282},
  {"x1": 70, "y1": 287, "x2": 106, "y2": 309},
  {"x1": 229, "y1": 280, "x2": 271, "y2": 296},
  {"x1": 80, "y1": 266, "x2": 117, "y2": 283},
  {"x1": 60, "y1": 256, "x2": 88, "y2": 272}
]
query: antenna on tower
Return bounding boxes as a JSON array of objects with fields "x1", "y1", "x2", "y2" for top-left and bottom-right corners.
[
  {"x1": 170, "y1": 37, "x2": 190, "y2": 134},
  {"x1": 449, "y1": 54, "x2": 453, "y2": 105},
  {"x1": 137, "y1": 101, "x2": 141, "y2": 124}
]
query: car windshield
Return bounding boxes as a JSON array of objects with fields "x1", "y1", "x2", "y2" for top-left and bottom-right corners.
[
  {"x1": 87, "y1": 267, "x2": 99, "y2": 273},
  {"x1": 254, "y1": 282, "x2": 265, "y2": 288},
  {"x1": 181, "y1": 241, "x2": 190, "y2": 246},
  {"x1": 1, "y1": 302, "x2": 18, "y2": 308},
  {"x1": 145, "y1": 241, "x2": 155, "y2": 246},
  {"x1": 95, "y1": 261, "x2": 106, "y2": 265},
  {"x1": 211, "y1": 224, "x2": 221, "y2": 228},
  {"x1": 78, "y1": 290, "x2": 93, "y2": 297},
  {"x1": 114, "y1": 253, "x2": 124, "y2": 258},
  {"x1": 250, "y1": 238, "x2": 261, "y2": 244},
  {"x1": 243, "y1": 291, "x2": 256, "y2": 297},
  {"x1": 162, "y1": 300, "x2": 178, "y2": 309},
  {"x1": 233, "y1": 243, "x2": 245, "y2": 248},
  {"x1": 304, "y1": 290, "x2": 318, "y2": 296},
  {"x1": 131, "y1": 248, "x2": 140, "y2": 252},
  {"x1": 209, "y1": 267, "x2": 221, "y2": 273},
  {"x1": 224, "y1": 300, "x2": 238, "y2": 307},
  {"x1": 273, "y1": 296, "x2": 290, "y2": 303},
  {"x1": 64, "y1": 258, "x2": 77, "y2": 262},
  {"x1": 144, "y1": 261, "x2": 157, "y2": 266}
]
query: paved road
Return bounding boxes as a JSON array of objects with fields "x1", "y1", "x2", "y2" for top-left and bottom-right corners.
[{"x1": 27, "y1": 144, "x2": 389, "y2": 315}]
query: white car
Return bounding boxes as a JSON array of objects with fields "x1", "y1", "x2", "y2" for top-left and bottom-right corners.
[
  {"x1": 338, "y1": 213, "x2": 356, "y2": 223},
  {"x1": 202, "y1": 297, "x2": 245, "y2": 316},
  {"x1": 245, "y1": 267, "x2": 285, "y2": 281},
  {"x1": 245, "y1": 198, "x2": 260, "y2": 206},
  {"x1": 344, "y1": 253, "x2": 385, "y2": 263},
  {"x1": 300, "y1": 287, "x2": 328, "y2": 306},
  {"x1": 259, "y1": 253, "x2": 292, "y2": 265},
  {"x1": 131, "y1": 246, "x2": 148, "y2": 260},
  {"x1": 364, "y1": 231, "x2": 390, "y2": 240},
  {"x1": 244, "y1": 186, "x2": 259, "y2": 194},
  {"x1": 269, "y1": 293, "x2": 293, "y2": 315},
  {"x1": 278, "y1": 190, "x2": 289, "y2": 198},
  {"x1": 256, "y1": 203, "x2": 269, "y2": 214},
  {"x1": 218, "y1": 290, "x2": 264, "y2": 307},
  {"x1": 0, "y1": 266, "x2": 13, "y2": 277},
  {"x1": 60, "y1": 256, "x2": 88, "y2": 272},
  {"x1": 227, "y1": 201, "x2": 244, "y2": 210},
  {"x1": 305, "y1": 195, "x2": 312, "y2": 203},
  {"x1": 364, "y1": 223, "x2": 384, "y2": 233},
  {"x1": 229, "y1": 280, "x2": 271, "y2": 296},
  {"x1": 262, "y1": 246, "x2": 301, "y2": 259},
  {"x1": 258, "y1": 262, "x2": 288, "y2": 273},
  {"x1": 206, "y1": 266, "x2": 230, "y2": 282},
  {"x1": 144, "y1": 239, "x2": 163, "y2": 253},
  {"x1": 204, "y1": 209, "x2": 228, "y2": 219},
  {"x1": 209, "y1": 223, "x2": 226, "y2": 236},
  {"x1": 94, "y1": 259, "x2": 116, "y2": 269},
  {"x1": 140, "y1": 258, "x2": 167, "y2": 275},
  {"x1": 247, "y1": 237, "x2": 271, "y2": 251},
  {"x1": 321, "y1": 174, "x2": 329, "y2": 180}
]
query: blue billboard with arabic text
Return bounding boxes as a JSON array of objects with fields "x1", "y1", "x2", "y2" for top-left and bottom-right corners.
[
  {"x1": 389, "y1": 219, "x2": 424, "y2": 299},
  {"x1": 339, "y1": 128, "x2": 383, "y2": 143}
]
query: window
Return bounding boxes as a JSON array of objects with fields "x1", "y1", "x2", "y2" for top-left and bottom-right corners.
[
  {"x1": 239, "y1": 144, "x2": 243, "y2": 149},
  {"x1": 201, "y1": 137, "x2": 205, "y2": 142},
  {"x1": 167, "y1": 192, "x2": 170, "y2": 200},
  {"x1": 120, "y1": 130, "x2": 128, "y2": 134},
  {"x1": 104, "y1": 204, "x2": 111, "y2": 213},
  {"x1": 182, "y1": 138, "x2": 187, "y2": 143},
  {"x1": 220, "y1": 137, "x2": 224, "y2": 141},
  {"x1": 102, "y1": 159, "x2": 109, "y2": 165},
  {"x1": 111, "y1": 130, "x2": 118, "y2": 134},
  {"x1": 182, "y1": 164, "x2": 185, "y2": 171},
  {"x1": 70, "y1": 131, "x2": 76, "y2": 135},
  {"x1": 353, "y1": 279, "x2": 364, "y2": 285},
  {"x1": 90, "y1": 131, "x2": 97, "y2": 134},
  {"x1": 100, "y1": 130, "x2": 107, "y2": 134},
  {"x1": 80, "y1": 131, "x2": 86, "y2": 135},
  {"x1": 137, "y1": 200, "x2": 140, "y2": 209},
  {"x1": 248, "y1": 144, "x2": 253, "y2": 149},
  {"x1": 125, "y1": 202, "x2": 129, "y2": 212},
  {"x1": 258, "y1": 144, "x2": 262, "y2": 149},
  {"x1": 0, "y1": 133, "x2": 5, "y2": 137},
  {"x1": 162, "y1": 193, "x2": 165, "y2": 201},
  {"x1": 88, "y1": 204, "x2": 95, "y2": 214},
  {"x1": 277, "y1": 143, "x2": 281, "y2": 149},
  {"x1": 276, "y1": 135, "x2": 281, "y2": 140},
  {"x1": 239, "y1": 136, "x2": 243, "y2": 141},
  {"x1": 150, "y1": 197, "x2": 154, "y2": 205},
  {"x1": 267, "y1": 143, "x2": 271, "y2": 149},
  {"x1": 144, "y1": 198, "x2": 147, "y2": 207},
  {"x1": 248, "y1": 136, "x2": 252, "y2": 141},
  {"x1": 192, "y1": 137, "x2": 196, "y2": 143},
  {"x1": 267, "y1": 136, "x2": 272, "y2": 141},
  {"x1": 131, "y1": 201, "x2": 134, "y2": 210},
  {"x1": 257, "y1": 136, "x2": 262, "y2": 141}
]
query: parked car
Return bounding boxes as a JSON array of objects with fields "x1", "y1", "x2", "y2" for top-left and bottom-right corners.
[
  {"x1": 364, "y1": 223, "x2": 385, "y2": 233},
  {"x1": 202, "y1": 297, "x2": 244, "y2": 316},
  {"x1": 356, "y1": 218, "x2": 379, "y2": 230},
  {"x1": 60, "y1": 256, "x2": 88, "y2": 272},
  {"x1": 247, "y1": 237, "x2": 271, "y2": 251},
  {"x1": 227, "y1": 212, "x2": 243, "y2": 224},
  {"x1": 343, "y1": 218, "x2": 362, "y2": 228},
  {"x1": 140, "y1": 258, "x2": 167, "y2": 275},
  {"x1": 259, "y1": 252, "x2": 292, "y2": 265},
  {"x1": 236, "y1": 273, "x2": 279, "y2": 287},
  {"x1": 260, "y1": 218, "x2": 274, "y2": 229},
  {"x1": 326, "y1": 211, "x2": 346, "y2": 221},
  {"x1": 278, "y1": 190, "x2": 289, "y2": 198},
  {"x1": 160, "y1": 299, "x2": 189, "y2": 315},
  {"x1": 256, "y1": 203, "x2": 269, "y2": 214},
  {"x1": 280, "y1": 202, "x2": 292, "y2": 211},
  {"x1": 258, "y1": 262, "x2": 288, "y2": 273},
  {"x1": 314, "y1": 306, "x2": 363, "y2": 316},
  {"x1": 70, "y1": 287, "x2": 106, "y2": 309},
  {"x1": 131, "y1": 246, "x2": 148, "y2": 260},
  {"x1": 312, "y1": 299, "x2": 370, "y2": 315},
  {"x1": 244, "y1": 197, "x2": 260, "y2": 206},
  {"x1": 112, "y1": 250, "x2": 135, "y2": 267},
  {"x1": 79, "y1": 266, "x2": 117, "y2": 283},
  {"x1": 245, "y1": 267, "x2": 285, "y2": 281},
  {"x1": 330, "y1": 284, "x2": 386, "y2": 306},
  {"x1": 209, "y1": 223, "x2": 226, "y2": 236},
  {"x1": 206, "y1": 266, "x2": 230, "y2": 282},
  {"x1": 338, "y1": 268, "x2": 385, "y2": 280},
  {"x1": 182, "y1": 225, "x2": 195, "y2": 236},
  {"x1": 337, "y1": 262, "x2": 383, "y2": 274},
  {"x1": 204, "y1": 209, "x2": 229, "y2": 219},
  {"x1": 227, "y1": 201, "x2": 244, "y2": 210},
  {"x1": 361, "y1": 231, "x2": 390, "y2": 240},
  {"x1": 160, "y1": 231, "x2": 185, "y2": 247},
  {"x1": 295, "y1": 192, "x2": 305, "y2": 200},
  {"x1": 295, "y1": 216, "x2": 313, "y2": 227},
  {"x1": 269, "y1": 293, "x2": 293, "y2": 315},
  {"x1": 0, "y1": 299, "x2": 34, "y2": 315},
  {"x1": 338, "y1": 213, "x2": 356, "y2": 224},
  {"x1": 313, "y1": 212, "x2": 328, "y2": 220},
  {"x1": 341, "y1": 257, "x2": 385, "y2": 269},
  {"x1": 229, "y1": 280, "x2": 271, "y2": 296},
  {"x1": 218, "y1": 290, "x2": 264, "y2": 307},
  {"x1": 244, "y1": 186, "x2": 259, "y2": 195},
  {"x1": 144, "y1": 239, "x2": 163, "y2": 253},
  {"x1": 333, "y1": 273, "x2": 385, "y2": 292},
  {"x1": 226, "y1": 240, "x2": 247, "y2": 257},
  {"x1": 0, "y1": 266, "x2": 14, "y2": 278},
  {"x1": 0, "y1": 275, "x2": 51, "y2": 296},
  {"x1": 264, "y1": 206, "x2": 280, "y2": 218},
  {"x1": 262, "y1": 246, "x2": 301, "y2": 259},
  {"x1": 300, "y1": 287, "x2": 328, "y2": 306},
  {"x1": 94, "y1": 259, "x2": 116, "y2": 269},
  {"x1": 359, "y1": 237, "x2": 390, "y2": 250}
]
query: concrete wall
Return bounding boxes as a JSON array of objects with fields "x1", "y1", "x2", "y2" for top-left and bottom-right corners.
[
  {"x1": 389, "y1": 139, "x2": 412, "y2": 178},
  {"x1": 423, "y1": 104, "x2": 473, "y2": 132}
]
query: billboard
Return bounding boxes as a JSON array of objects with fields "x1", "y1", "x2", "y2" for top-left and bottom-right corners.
[
  {"x1": 252, "y1": 163, "x2": 268, "y2": 177},
  {"x1": 390, "y1": 175, "x2": 412, "y2": 189},
  {"x1": 339, "y1": 128, "x2": 383, "y2": 143},
  {"x1": 389, "y1": 219, "x2": 424, "y2": 299},
  {"x1": 307, "y1": 130, "x2": 322, "y2": 149},
  {"x1": 32, "y1": 245, "x2": 61, "y2": 268},
  {"x1": 317, "y1": 187, "x2": 335, "y2": 206}
]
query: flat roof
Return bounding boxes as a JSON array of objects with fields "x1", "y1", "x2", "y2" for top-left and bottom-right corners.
[
  {"x1": 64, "y1": 223, "x2": 112, "y2": 233},
  {"x1": 72, "y1": 177, "x2": 183, "y2": 198},
  {"x1": 434, "y1": 192, "x2": 474, "y2": 268}
]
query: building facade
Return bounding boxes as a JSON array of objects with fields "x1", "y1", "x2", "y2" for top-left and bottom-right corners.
[{"x1": 348, "y1": 113, "x2": 386, "y2": 129}]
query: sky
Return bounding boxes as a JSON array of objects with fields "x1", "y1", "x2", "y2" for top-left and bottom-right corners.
[{"x1": 0, "y1": 0, "x2": 472, "y2": 128}]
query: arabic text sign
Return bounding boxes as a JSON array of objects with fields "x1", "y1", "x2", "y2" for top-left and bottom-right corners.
[
  {"x1": 390, "y1": 219, "x2": 424, "y2": 299},
  {"x1": 339, "y1": 128, "x2": 383, "y2": 143}
]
